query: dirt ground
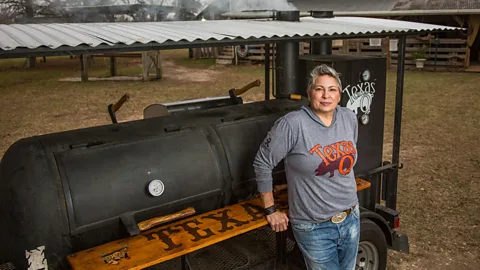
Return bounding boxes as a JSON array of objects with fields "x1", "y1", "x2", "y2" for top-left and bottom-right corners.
[{"x1": 0, "y1": 51, "x2": 479, "y2": 269}]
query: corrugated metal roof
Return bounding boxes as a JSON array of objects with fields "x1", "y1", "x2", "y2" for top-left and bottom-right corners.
[
  {"x1": 0, "y1": 16, "x2": 460, "y2": 57},
  {"x1": 293, "y1": 0, "x2": 399, "y2": 12},
  {"x1": 393, "y1": 0, "x2": 480, "y2": 10}
]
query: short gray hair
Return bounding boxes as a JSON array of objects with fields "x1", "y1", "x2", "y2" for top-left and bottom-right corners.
[{"x1": 306, "y1": 64, "x2": 342, "y2": 94}]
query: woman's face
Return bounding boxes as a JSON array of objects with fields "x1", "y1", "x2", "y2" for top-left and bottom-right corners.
[{"x1": 308, "y1": 75, "x2": 341, "y2": 116}]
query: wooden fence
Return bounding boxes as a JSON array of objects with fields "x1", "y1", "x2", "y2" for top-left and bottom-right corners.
[
  {"x1": 390, "y1": 37, "x2": 468, "y2": 71},
  {"x1": 213, "y1": 36, "x2": 468, "y2": 71}
]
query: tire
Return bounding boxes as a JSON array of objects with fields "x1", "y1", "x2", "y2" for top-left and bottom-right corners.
[{"x1": 356, "y1": 219, "x2": 387, "y2": 270}]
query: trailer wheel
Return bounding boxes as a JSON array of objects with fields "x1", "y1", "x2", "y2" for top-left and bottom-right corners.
[{"x1": 356, "y1": 219, "x2": 387, "y2": 270}]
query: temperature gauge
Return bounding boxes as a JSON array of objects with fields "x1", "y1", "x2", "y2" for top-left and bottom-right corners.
[
  {"x1": 148, "y1": 179, "x2": 165, "y2": 197},
  {"x1": 361, "y1": 69, "x2": 371, "y2": 82},
  {"x1": 360, "y1": 114, "x2": 370, "y2": 125}
]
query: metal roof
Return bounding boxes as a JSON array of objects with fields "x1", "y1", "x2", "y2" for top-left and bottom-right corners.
[
  {"x1": 393, "y1": 0, "x2": 480, "y2": 10},
  {"x1": 293, "y1": 0, "x2": 480, "y2": 12},
  {"x1": 293, "y1": 0, "x2": 400, "y2": 12},
  {"x1": 334, "y1": 9, "x2": 480, "y2": 17},
  {"x1": 0, "y1": 16, "x2": 461, "y2": 59}
]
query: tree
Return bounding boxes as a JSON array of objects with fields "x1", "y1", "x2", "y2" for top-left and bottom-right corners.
[{"x1": 0, "y1": 0, "x2": 34, "y2": 23}]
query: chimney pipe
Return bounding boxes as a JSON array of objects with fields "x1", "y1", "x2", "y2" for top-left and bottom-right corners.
[
  {"x1": 274, "y1": 10, "x2": 300, "y2": 98},
  {"x1": 310, "y1": 11, "x2": 334, "y2": 55}
]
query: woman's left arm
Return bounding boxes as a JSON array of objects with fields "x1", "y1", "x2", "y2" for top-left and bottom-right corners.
[{"x1": 253, "y1": 117, "x2": 296, "y2": 194}]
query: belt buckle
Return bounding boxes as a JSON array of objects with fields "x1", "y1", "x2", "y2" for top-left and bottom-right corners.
[{"x1": 331, "y1": 212, "x2": 347, "y2": 224}]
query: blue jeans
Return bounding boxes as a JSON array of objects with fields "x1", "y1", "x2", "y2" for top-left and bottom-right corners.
[{"x1": 291, "y1": 206, "x2": 360, "y2": 270}]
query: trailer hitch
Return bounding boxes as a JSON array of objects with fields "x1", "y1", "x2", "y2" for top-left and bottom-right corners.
[{"x1": 108, "y1": 93, "x2": 130, "y2": 124}]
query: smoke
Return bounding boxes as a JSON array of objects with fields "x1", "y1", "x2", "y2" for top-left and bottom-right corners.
[{"x1": 213, "y1": 0, "x2": 297, "y2": 12}]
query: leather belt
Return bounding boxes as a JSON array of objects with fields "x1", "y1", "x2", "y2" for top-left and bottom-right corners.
[{"x1": 330, "y1": 205, "x2": 356, "y2": 224}]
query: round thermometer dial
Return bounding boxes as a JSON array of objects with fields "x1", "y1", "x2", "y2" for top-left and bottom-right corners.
[{"x1": 148, "y1": 180, "x2": 165, "y2": 197}]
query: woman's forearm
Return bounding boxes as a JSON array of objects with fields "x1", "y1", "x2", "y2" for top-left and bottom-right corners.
[{"x1": 259, "y1": 191, "x2": 275, "y2": 208}]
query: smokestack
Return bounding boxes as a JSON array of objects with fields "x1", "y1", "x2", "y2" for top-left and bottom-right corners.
[
  {"x1": 310, "y1": 11, "x2": 334, "y2": 55},
  {"x1": 274, "y1": 10, "x2": 300, "y2": 98}
]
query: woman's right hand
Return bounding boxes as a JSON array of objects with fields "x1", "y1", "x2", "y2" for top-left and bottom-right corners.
[{"x1": 266, "y1": 211, "x2": 289, "y2": 232}]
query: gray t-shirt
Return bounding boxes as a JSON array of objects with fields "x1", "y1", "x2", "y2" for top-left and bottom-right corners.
[{"x1": 253, "y1": 105, "x2": 359, "y2": 224}]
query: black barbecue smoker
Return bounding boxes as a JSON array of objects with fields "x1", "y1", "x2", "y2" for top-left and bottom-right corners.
[{"x1": 0, "y1": 10, "x2": 458, "y2": 270}]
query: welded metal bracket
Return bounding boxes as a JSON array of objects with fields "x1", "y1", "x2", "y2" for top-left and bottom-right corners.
[{"x1": 120, "y1": 213, "x2": 140, "y2": 236}]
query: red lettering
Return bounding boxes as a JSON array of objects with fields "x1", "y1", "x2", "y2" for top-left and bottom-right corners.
[
  {"x1": 342, "y1": 141, "x2": 351, "y2": 154},
  {"x1": 323, "y1": 146, "x2": 336, "y2": 162},
  {"x1": 348, "y1": 142, "x2": 357, "y2": 154},
  {"x1": 333, "y1": 142, "x2": 346, "y2": 159},
  {"x1": 339, "y1": 155, "x2": 355, "y2": 175},
  {"x1": 309, "y1": 144, "x2": 330, "y2": 166}
]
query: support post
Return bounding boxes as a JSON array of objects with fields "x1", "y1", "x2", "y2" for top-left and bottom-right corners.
[
  {"x1": 25, "y1": 57, "x2": 36, "y2": 68},
  {"x1": 275, "y1": 231, "x2": 287, "y2": 266},
  {"x1": 387, "y1": 35, "x2": 406, "y2": 210},
  {"x1": 343, "y1": 39, "x2": 349, "y2": 55},
  {"x1": 142, "y1": 51, "x2": 162, "y2": 81},
  {"x1": 142, "y1": 52, "x2": 149, "y2": 81},
  {"x1": 272, "y1": 44, "x2": 275, "y2": 98},
  {"x1": 80, "y1": 54, "x2": 89, "y2": 82},
  {"x1": 264, "y1": 43, "x2": 270, "y2": 101},
  {"x1": 386, "y1": 37, "x2": 391, "y2": 68},
  {"x1": 180, "y1": 255, "x2": 191, "y2": 270},
  {"x1": 110, "y1": 56, "x2": 117, "y2": 76},
  {"x1": 466, "y1": 15, "x2": 480, "y2": 68},
  {"x1": 155, "y1": 51, "x2": 162, "y2": 79},
  {"x1": 233, "y1": 46, "x2": 238, "y2": 65}
]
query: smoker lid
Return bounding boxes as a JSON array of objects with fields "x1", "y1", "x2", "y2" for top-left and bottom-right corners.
[{"x1": 55, "y1": 128, "x2": 224, "y2": 234}]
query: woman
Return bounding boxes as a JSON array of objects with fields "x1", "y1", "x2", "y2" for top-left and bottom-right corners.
[{"x1": 253, "y1": 64, "x2": 360, "y2": 270}]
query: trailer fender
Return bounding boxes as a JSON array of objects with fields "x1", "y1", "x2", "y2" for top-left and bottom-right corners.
[{"x1": 359, "y1": 208, "x2": 393, "y2": 247}]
